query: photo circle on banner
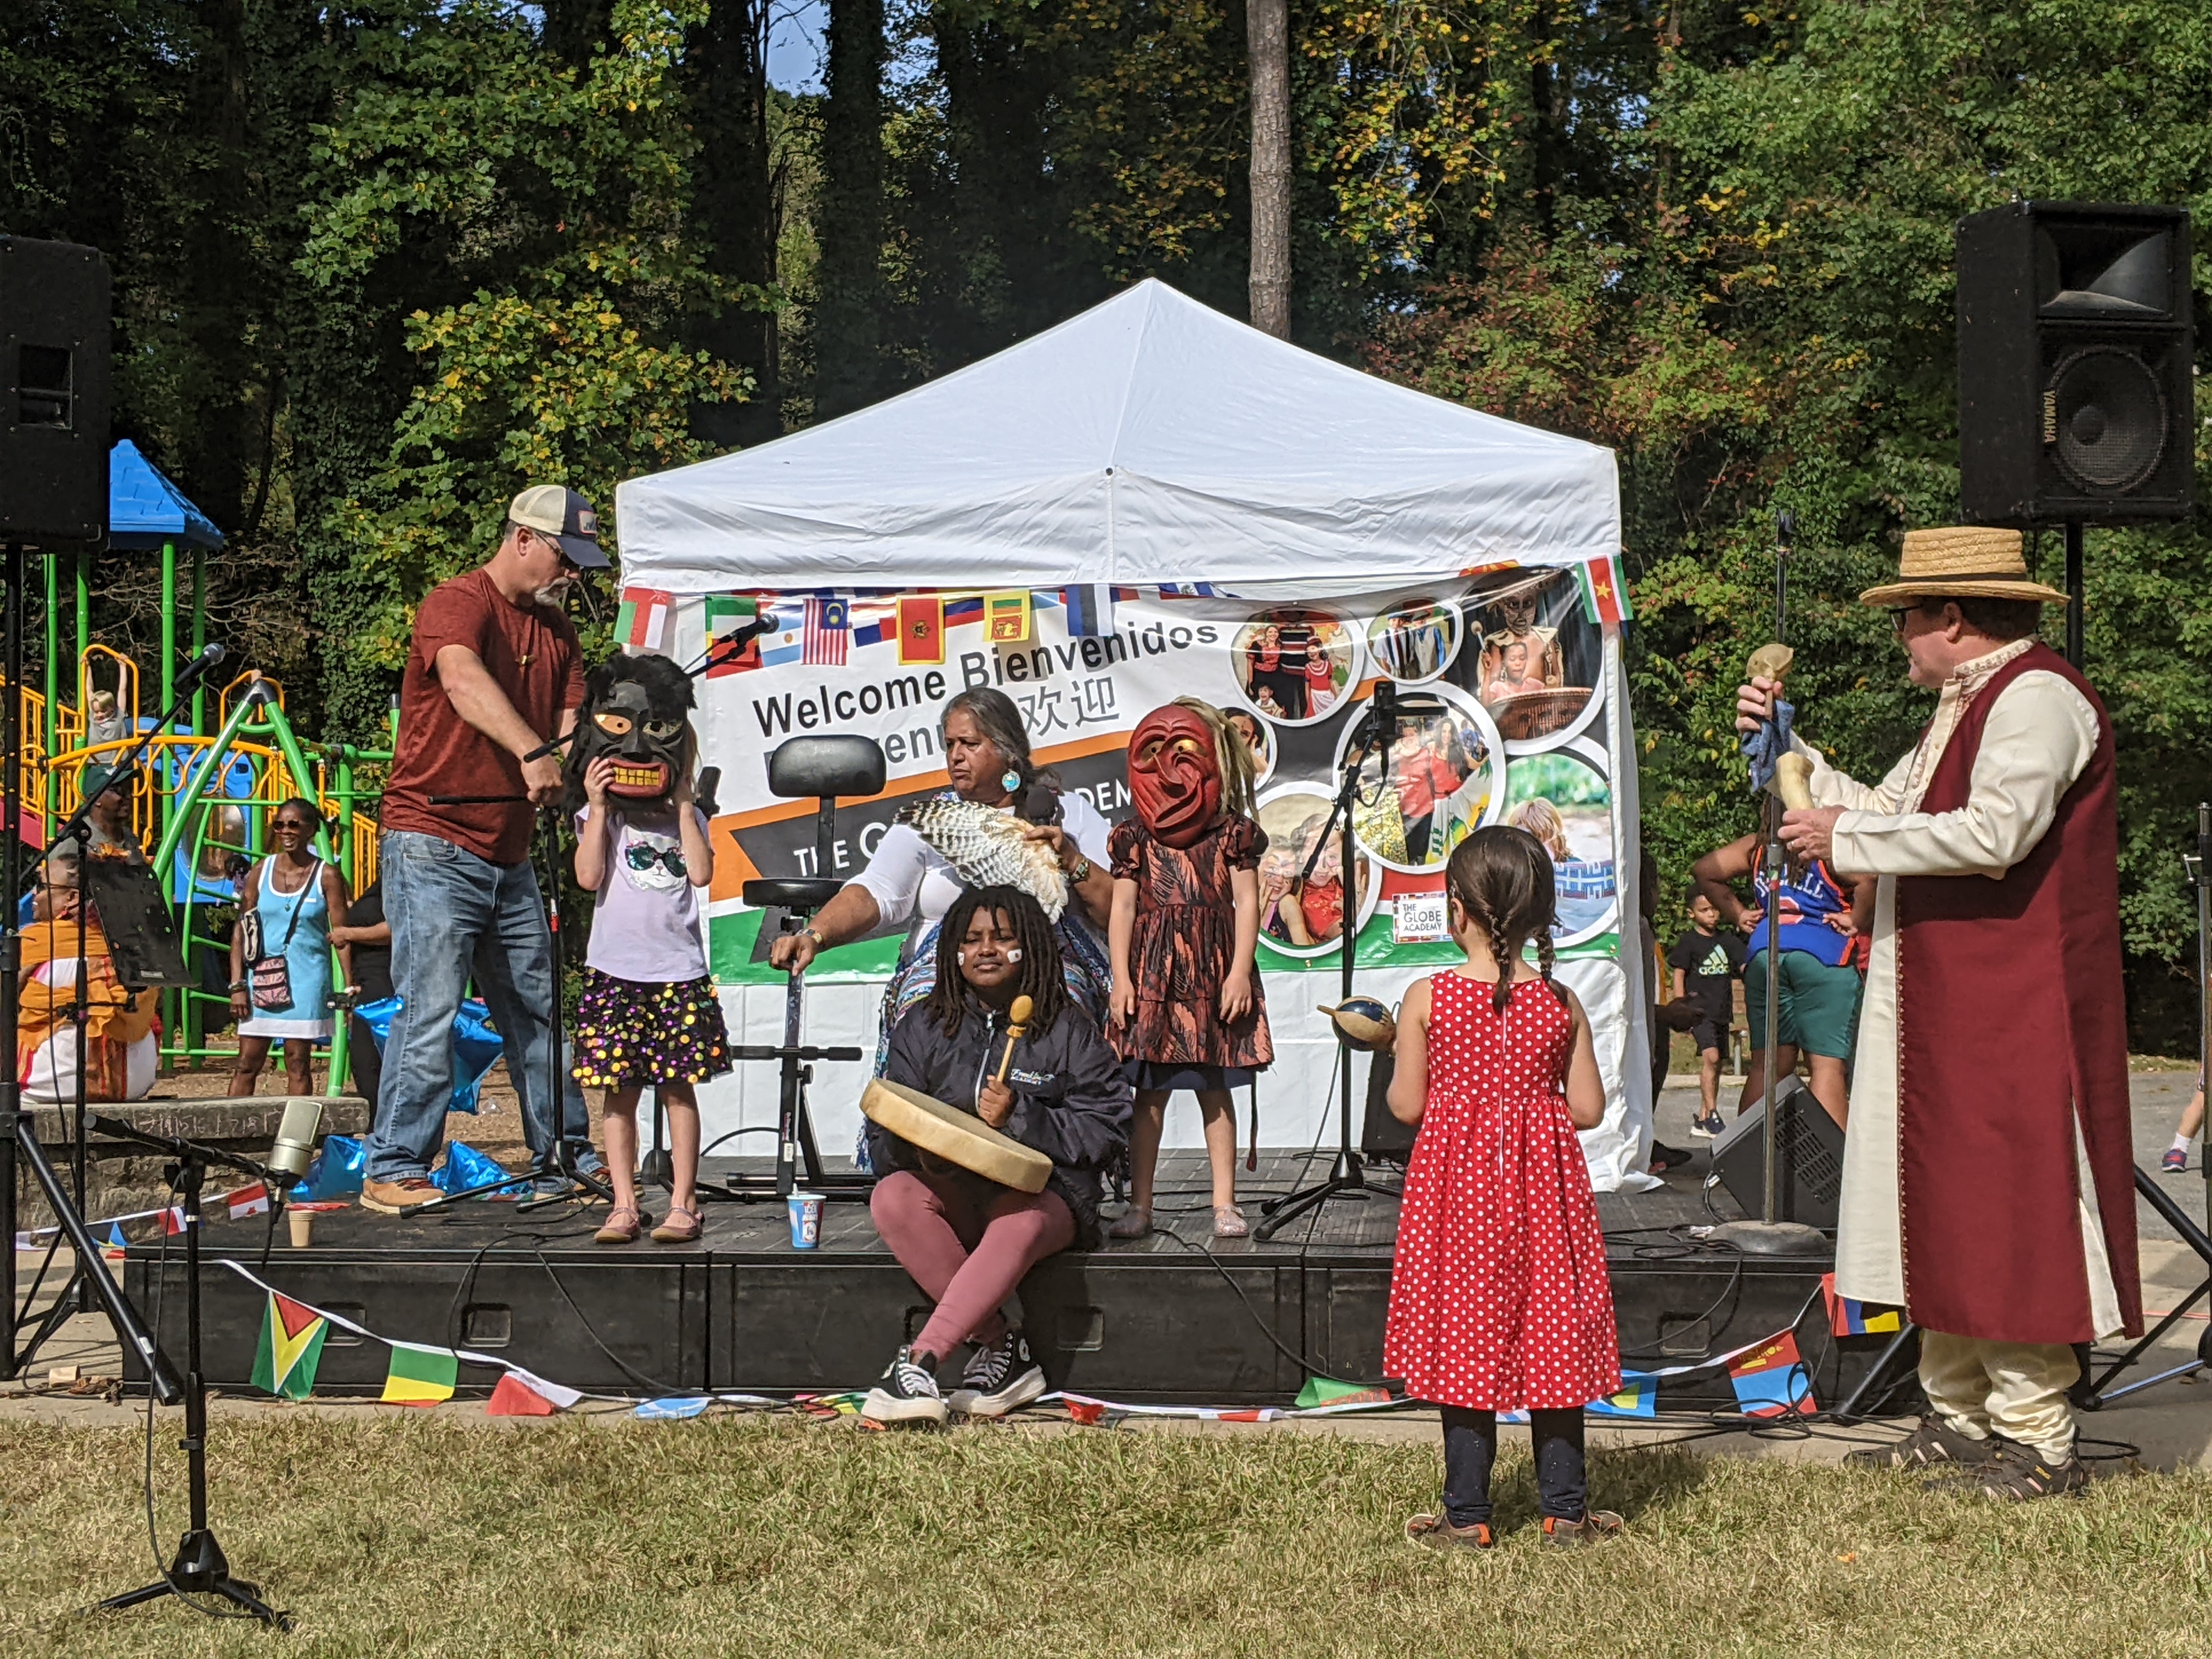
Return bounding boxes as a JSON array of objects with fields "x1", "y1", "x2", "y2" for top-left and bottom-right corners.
[
  {"x1": 1331, "y1": 682, "x2": 1504, "y2": 876},
  {"x1": 1365, "y1": 599, "x2": 1462, "y2": 686},
  {"x1": 1499, "y1": 738, "x2": 1617, "y2": 945},
  {"x1": 1227, "y1": 607, "x2": 1364, "y2": 727},
  {"x1": 1254, "y1": 782, "x2": 1381, "y2": 959},
  {"x1": 1219, "y1": 706, "x2": 1276, "y2": 787},
  {"x1": 1463, "y1": 567, "x2": 1604, "y2": 754}
]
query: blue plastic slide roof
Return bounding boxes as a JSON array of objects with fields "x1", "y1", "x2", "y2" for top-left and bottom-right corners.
[{"x1": 108, "y1": 439, "x2": 223, "y2": 551}]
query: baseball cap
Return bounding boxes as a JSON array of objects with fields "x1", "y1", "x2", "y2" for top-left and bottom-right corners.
[{"x1": 507, "y1": 484, "x2": 610, "y2": 569}]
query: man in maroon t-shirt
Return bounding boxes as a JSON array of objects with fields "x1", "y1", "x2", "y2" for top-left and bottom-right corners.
[{"x1": 362, "y1": 486, "x2": 605, "y2": 1214}]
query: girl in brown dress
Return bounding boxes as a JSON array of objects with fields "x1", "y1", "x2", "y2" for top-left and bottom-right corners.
[{"x1": 1108, "y1": 698, "x2": 1273, "y2": 1239}]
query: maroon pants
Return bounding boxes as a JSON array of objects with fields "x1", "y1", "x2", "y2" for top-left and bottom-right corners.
[{"x1": 870, "y1": 1168, "x2": 1074, "y2": 1361}]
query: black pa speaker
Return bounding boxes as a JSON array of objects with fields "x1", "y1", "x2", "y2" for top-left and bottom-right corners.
[
  {"x1": 1360, "y1": 1049, "x2": 1417, "y2": 1164},
  {"x1": 0, "y1": 236, "x2": 111, "y2": 545},
  {"x1": 1708, "y1": 1074, "x2": 1844, "y2": 1230},
  {"x1": 1956, "y1": 202, "x2": 2194, "y2": 526}
]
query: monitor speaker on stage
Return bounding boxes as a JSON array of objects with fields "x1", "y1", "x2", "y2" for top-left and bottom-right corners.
[
  {"x1": 1359, "y1": 1050, "x2": 1415, "y2": 1164},
  {"x1": 0, "y1": 236, "x2": 111, "y2": 545},
  {"x1": 1709, "y1": 1074, "x2": 1844, "y2": 1231},
  {"x1": 1956, "y1": 202, "x2": 2194, "y2": 526}
]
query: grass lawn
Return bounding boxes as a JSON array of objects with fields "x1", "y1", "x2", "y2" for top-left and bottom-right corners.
[{"x1": 7, "y1": 1415, "x2": 2212, "y2": 1657}]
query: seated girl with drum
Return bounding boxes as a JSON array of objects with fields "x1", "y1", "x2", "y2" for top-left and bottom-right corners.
[{"x1": 861, "y1": 884, "x2": 1131, "y2": 1426}]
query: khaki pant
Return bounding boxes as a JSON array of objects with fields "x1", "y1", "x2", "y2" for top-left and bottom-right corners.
[{"x1": 1918, "y1": 1331, "x2": 2081, "y2": 1461}]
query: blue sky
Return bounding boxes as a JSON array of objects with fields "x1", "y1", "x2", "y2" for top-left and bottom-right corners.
[{"x1": 769, "y1": 0, "x2": 826, "y2": 94}]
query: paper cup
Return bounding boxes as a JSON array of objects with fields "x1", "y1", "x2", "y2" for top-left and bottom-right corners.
[
  {"x1": 287, "y1": 1209, "x2": 314, "y2": 1249},
  {"x1": 786, "y1": 1192, "x2": 825, "y2": 1250}
]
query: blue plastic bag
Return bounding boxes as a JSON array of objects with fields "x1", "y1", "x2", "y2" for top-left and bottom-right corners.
[
  {"x1": 289, "y1": 1133, "x2": 366, "y2": 1202},
  {"x1": 352, "y1": 995, "x2": 505, "y2": 1114},
  {"x1": 433, "y1": 1139, "x2": 529, "y2": 1199}
]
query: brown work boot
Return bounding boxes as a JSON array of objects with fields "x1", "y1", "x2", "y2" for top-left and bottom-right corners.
[
  {"x1": 1405, "y1": 1513, "x2": 1494, "y2": 1552},
  {"x1": 1844, "y1": 1415, "x2": 2000, "y2": 1471},
  {"x1": 1541, "y1": 1511, "x2": 1625, "y2": 1548},
  {"x1": 360, "y1": 1176, "x2": 441, "y2": 1215}
]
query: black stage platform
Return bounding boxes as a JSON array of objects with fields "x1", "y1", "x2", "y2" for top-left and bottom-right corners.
[{"x1": 123, "y1": 1153, "x2": 1910, "y2": 1410}]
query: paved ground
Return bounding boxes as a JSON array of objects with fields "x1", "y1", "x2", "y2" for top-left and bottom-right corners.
[{"x1": 11, "y1": 1069, "x2": 2210, "y2": 1470}]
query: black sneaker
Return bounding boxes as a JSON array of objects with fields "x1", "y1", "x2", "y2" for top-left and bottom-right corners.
[
  {"x1": 1689, "y1": 1113, "x2": 1726, "y2": 1139},
  {"x1": 947, "y1": 1329, "x2": 1047, "y2": 1418},
  {"x1": 861, "y1": 1346, "x2": 948, "y2": 1426}
]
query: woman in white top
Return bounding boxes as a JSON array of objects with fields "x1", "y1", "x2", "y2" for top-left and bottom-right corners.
[{"x1": 769, "y1": 688, "x2": 1115, "y2": 1055}]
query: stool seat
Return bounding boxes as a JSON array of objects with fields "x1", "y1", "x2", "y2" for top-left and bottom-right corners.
[{"x1": 743, "y1": 877, "x2": 844, "y2": 914}]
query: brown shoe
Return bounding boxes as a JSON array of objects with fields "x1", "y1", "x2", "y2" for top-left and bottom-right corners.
[
  {"x1": 1541, "y1": 1511, "x2": 1624, "y2": 1547},
  {"x1": 1927, "y1": 1437, "x2": 2090, "y2": 1500},
  {"x1": 650, "y1": 1205, "x2": 702, "y2": 1244},
  {"x1": 360, "y1": 1177, "x2": 441, "y2": 1215},
  {"x1": 1405, "y1": 1513, "x2": 1494, "y2": 1552},
  {"x1": 594, "y1": 1206, "x2": 645, "y2": 1246},
  {"x1": 1844, "y1": 1415, "x2": 2000, "y2": 1471}
]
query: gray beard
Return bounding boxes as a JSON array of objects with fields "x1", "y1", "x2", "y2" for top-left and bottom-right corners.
[{"x1": 531, "y1": 584, "x2": 568, "y2": 610}]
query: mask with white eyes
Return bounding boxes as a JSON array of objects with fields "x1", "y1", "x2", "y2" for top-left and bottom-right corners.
[{"x1": 566, "y1": 652, "x2": 696, "y2": 811}]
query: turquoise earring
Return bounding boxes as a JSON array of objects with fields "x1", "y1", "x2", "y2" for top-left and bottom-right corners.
[{"x1": 1001, "y1": 767, "x2": 1023, "y2": 794}]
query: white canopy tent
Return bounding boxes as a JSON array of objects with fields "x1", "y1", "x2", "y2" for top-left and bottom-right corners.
[
  {"x1": 614, "y1": 278, "x2": 1657, "y2": 1190},
  {"x1": 616, "y1": 279, "x2": 1622, "y2": 592}
]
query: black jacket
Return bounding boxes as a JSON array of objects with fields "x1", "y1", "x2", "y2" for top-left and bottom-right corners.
[{"x1": 871, "y1": 995, "x2": 1131, "y2": 1245}]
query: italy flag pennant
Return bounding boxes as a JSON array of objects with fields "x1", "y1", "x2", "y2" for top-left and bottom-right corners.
[
  {"x1": 984, "y1": 591, "x2": 1031, "y2": 645},
  {"x1": 381, "y1": 1341, "x2": 460, "y2": 1407},
  {"x1": 614, "y1": 587, "x2": 674, "y2": 652},
  {"x1": 250, "y1": 1293, "x2": 329, "y2": 1400},
  {"x1": 1576, "y1": 552, "x2": 1632, "y2": 625}
]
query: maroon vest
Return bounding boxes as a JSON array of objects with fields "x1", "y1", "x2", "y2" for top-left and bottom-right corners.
[{"x1": 1892, "y1": 642, "x2": 2138, "y2": 1343}]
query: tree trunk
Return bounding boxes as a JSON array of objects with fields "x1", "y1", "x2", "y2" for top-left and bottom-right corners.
[
  {"x1": 1246, "y1": 0, "x2": 1291, "y2": 338},
  {"x1": 816, "y1": 0, "x2": 886, "y2": 417},
  {"x1": 685, "y1": 0, "x2": 780, "y2": 445}
]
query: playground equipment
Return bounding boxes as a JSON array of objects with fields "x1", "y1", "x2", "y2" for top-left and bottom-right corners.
[{"x1": 11, "y1": 442, "x2": 389, "y2": 1081}]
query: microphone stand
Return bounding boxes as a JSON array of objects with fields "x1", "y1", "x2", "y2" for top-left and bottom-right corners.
[
  {"x1": 88, "y1": 1115, "x2": 290, "y2": 1628},
  {"x1": 1255, "y1": 681, "x2": 1401, "y2": 1241}
]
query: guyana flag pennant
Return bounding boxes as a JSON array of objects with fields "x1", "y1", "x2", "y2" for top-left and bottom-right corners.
[
  {"x1": 382, "y1": 1341, "x2": 460, "y2": 1407},
  {"x1": 250, "y1": 1292, "x2": 328, "y2": 1400}
]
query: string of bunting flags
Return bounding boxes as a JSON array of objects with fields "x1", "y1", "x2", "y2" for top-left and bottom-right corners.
[{"x1": 206, "y1": 1256, "x2": 1856, "y2": 1427}]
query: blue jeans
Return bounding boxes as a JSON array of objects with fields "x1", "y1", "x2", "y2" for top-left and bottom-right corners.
[{"x1": 363, "y1": 830, "x2": 591, "y2": 1182}]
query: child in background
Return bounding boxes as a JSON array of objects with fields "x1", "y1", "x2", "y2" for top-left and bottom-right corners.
[
  {"x1": 2164, "y1": 1077, "x2": 2207, "y2": 1172},
  {"x1": 574, "y1": 747, "x2": 729, "y2": 1246},
  {"x1": 1669, "y1": 892, "x2": 1745, "y2": 1136},
  {"x1": 1385, "y1": 826, "x2": 1622, "y2": 1550},
  {"x1": 1108, "y1": 699, "x2": 1272, "y2": 1239}
]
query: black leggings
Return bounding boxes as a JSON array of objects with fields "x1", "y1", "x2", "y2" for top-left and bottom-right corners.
[{"x1": 1439, "y1": 1404, "x2": 1587, "y2": 1526}]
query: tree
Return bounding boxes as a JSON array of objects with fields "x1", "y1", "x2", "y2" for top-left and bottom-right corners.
[{"x1": 1246, "y1": 0, "x2": 1290, "y2": 336}]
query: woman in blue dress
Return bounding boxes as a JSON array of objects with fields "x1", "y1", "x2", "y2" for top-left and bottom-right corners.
[{"x1": 228, "y1": 797, "x2": 354, "y2": 1096}]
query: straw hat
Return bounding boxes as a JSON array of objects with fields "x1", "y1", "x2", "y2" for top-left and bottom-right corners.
[{"x1": 1859, "y1": 526, "x2": 2068, "y2": 607}]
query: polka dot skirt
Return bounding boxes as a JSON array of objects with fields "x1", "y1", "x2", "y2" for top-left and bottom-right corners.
[
  {"x1": 571, "y1": 968, "x2": 732, "y2": 1089},
  {"x1": 1383, "y1": 972, "x2": 1621, "y2": 1412}
]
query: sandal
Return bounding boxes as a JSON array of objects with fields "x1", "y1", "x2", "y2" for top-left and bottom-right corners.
[
  {"x1": 1212, "y1": 1205, "x2": 1249, "y2": 1239},
  {"x1": 1107, "y1": 1206, "x2": 1153, "y2": 1240},
  {"x1": 1844, "y1": 1415, "x2": 1999, "y2": 1471},
  {"x1": 1406, "y1": 1513, "x2": 1494, "y2": 1552},
  {"x1": 651, "y1": 1204, "x2": 703, "y2": 1245},
  {"x1": 594, "y1": 1205, "x2": 644, "y2": 1246}
]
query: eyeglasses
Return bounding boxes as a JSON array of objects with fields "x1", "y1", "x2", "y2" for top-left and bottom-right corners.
[
  {"x1": 1886, "y1": 606, "x2": 1922, "y2": 634},
  {"x1": 625, "y1": 842, "x2": 688, "y2": 879}
]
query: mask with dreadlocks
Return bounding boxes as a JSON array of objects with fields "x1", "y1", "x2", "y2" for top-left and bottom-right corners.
[
  {"x1": 1128, "y1": 703, "x2": 1222, "y2": 849},
  {"x1": 566, "y1": 652, "x2": 696, "y2": 810}
]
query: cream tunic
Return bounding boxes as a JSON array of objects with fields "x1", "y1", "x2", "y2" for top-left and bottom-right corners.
[{"x1": 1785, "y1": 639, "x2": 2122, "y2": 1336}]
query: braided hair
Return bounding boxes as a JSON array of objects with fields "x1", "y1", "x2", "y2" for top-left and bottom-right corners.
[
  {"x1": 924, "y1": 884, "x2": 1069, "y2": 1036},
  {"x1": 1444, "y1": 825, "x2": 1567, "y2": 1013}
]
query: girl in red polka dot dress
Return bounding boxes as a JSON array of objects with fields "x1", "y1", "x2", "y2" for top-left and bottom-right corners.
[{"x1": 1385, "y1": 825, "x2": 1622, "y2": 1550}]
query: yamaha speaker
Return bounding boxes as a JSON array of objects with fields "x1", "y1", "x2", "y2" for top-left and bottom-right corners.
[
  {"x1": 1708, "y1": 1074, "x2": 1844, "y2": 1231},
  {"x1": 1956, "y1": 202, "x2": 2194, "y2": 525},
  {"x1": 0, "y1": 236, "x2": 111, "y2": 545}
]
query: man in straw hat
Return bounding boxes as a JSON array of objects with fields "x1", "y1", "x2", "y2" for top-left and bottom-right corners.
[{"x1": 1735, "y1": 524, "x2": 2137, "y2": 1499}]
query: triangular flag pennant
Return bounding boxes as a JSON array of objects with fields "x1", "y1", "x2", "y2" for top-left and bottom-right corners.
[
  {"x1": 105, "y1": 1222, "x2": 128, "y2": 1248},
  {"x1": 487, "y1": 1369, "x2": 580, "y2": 1417},
  {"x1": 703, "y1": 594, "x2": 763, "y2": 676},
  {"x1": 1293, "y1": 1376, "x2": 1392, "y2": 1410},
  {"x1": 1728, "y1": 1331, "x2": 1814, "y2": 1419},
  {"x1": 614, "y1": 588, "x2": 674, "y2": 652},
  {"x1": 159, "y1": 1206, "x2": 187, "y2": 1236},
  {"x1": 225, "y1": 1182, "x2": 270, "y2": 1220},
  {"x1": 250, "y1": 1293, "x2": 329, "y2": 1400},
  {"x1": 1577, "y1": 552, "x2": 1632, "y2": 625},
  {"x1": 382, "y1": 1341, "x2": 460, "y2": 1406},
  {"x1": 984, "y1": 591, "x2": 1031, "y2": 644},
  {"x1": 634, "y1": 1395, "x2": 713, "y2": 1420},
  {"x1": 1587, "y1": 1373, "x2": 1658, "y2": 1419},
  {"x1": 1062, "y1": 583, "x2": 1115, "y2": 639},
  {"x1": 897, "y1": 595, "x2": 944, "y2": 665},
  {"x1": 1821, "y1": 1272, "x2": 1903, "y2": 1337}
]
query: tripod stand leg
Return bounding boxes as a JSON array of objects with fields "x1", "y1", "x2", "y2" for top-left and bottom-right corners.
[{"x1": 1832, "y1": 1321, "x2": 1918, "y2": 1423}]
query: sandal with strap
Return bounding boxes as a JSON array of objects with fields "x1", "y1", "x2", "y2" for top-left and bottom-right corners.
[
  {"x1": 1541, "y1": 1511, "x2": 1625, "y2": 1547},
  {"x1": 1212, "y1": 1205, "x2": 1249, "y2": 1239},
  {"x1": 1406, "y1": 1513, "x2": 1494, "y2": 1552},
  {"x1": 1927, "y1": 1438, "x2": 2090, "y2": 1500},
  {"x1": 595, "y1": 1205, "x2": 645, "y2": 1246},
  {"x1": 1844, "y1": 1415, "x2": 1999, "y2": 1471},
  {"x1": 651, "y1": 1204, "x2": 703, "y2": 1245}
]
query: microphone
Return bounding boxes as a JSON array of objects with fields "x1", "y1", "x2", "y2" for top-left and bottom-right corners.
[
  {"x1": 268, "y1": 1097, "x2": 325, "y2": 1183},
  {"x1": 693, "y1": 765, "x2": 721, "y2": 818},
  {"x1": 175, "y1": 642, "x2": 228, "y2": 690}
]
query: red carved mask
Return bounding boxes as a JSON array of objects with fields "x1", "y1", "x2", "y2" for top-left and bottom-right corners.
[{"x1": 1129, "y1": 704, "x2": 1221, "y2": 848}]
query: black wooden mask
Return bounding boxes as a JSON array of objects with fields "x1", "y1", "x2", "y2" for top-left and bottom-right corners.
[{"x1": 566, "y1": 652, "x2": 696, "y2": 810}]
